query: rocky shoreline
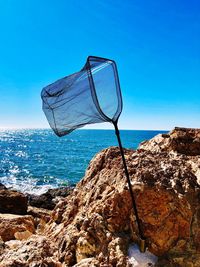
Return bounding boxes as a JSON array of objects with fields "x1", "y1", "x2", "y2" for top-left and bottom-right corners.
[
  {"x1": 0, "y1": 186, "x2": 73, "y2": 241},
  {"x1": 0, "y1": 127, "x2": 200, "y2": 266}
]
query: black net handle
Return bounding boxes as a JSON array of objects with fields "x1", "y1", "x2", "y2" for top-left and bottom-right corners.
[{"x1": 113, "y1": 121, "x2": 146, "y2": 250}]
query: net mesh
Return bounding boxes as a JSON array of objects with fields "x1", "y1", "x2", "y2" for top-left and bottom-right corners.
[{"x1": 41, "y1": 56, "x2": 123, "y2": 136}]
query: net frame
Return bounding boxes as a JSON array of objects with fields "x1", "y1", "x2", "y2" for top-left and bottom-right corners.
[
  {"x1": 86, "y1": 56, "x2": 123, "y2": 124},
  {"x1": 41, "y1": 56, "x2": 123, "y2": 136}
]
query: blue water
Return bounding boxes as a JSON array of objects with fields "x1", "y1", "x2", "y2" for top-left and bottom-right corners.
[{"x1": 0, "y1": 129, "x2": 167, "y2": 194}]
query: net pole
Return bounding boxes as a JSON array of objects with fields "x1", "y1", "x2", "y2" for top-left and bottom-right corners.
[{"x1": 113, "y1": 122, "x2": 146, "y2": 252}]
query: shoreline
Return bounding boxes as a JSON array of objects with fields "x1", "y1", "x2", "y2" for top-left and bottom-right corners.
[
  {"x1": 0, "y1": 129, "x2": 168, "y2": 196},
  {"x1": 0, "y1": 183, "x2": 74, "y2": 211}
]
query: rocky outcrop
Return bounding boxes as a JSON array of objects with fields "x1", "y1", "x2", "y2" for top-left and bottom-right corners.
[
  {"x1": 0, "y1": 127, "x2": 199, "y2": 266},
  {"x1": 0, "y1": 189, "x2": 27, "y2": 215},
  {"x1": 42, "y1": 127, "x2": 199, "y2": 266},
  {"x1": 0, "y1": 214, "x2": 35, "y2": 241},
  {"x1": 140, "y1": 127, "x2": 200, "y2": 156}
]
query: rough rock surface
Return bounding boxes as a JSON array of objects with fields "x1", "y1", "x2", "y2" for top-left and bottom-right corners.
[
  {"x1": 140, "y1": 127, "x2": 200, "y2": 156},
  {"x1": 28, "y1": 186, "x2": 73, "y2": 210},
  {"x1": 43, "y1": 127, "x2": 199, "y2": 266},
  {"x1": 0, "y1": 189, "x2": 27, "y2": 214},
  {"x1": 0, "y1": 127, "x2": 199, "y2": 266},
  {"x1": 0, "y1": 236, "x2": 61, "y2": 267},
  {"x1": 27, "y1": 206, "x2": 52, "y2": 222},
  {"x1": 0, "y1": 214, "x2": 35, "y2": 242}
]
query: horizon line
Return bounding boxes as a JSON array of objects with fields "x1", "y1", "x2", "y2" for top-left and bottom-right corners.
[{"x1": 0, "y1": 127, "x2": 170, "y2": 131}]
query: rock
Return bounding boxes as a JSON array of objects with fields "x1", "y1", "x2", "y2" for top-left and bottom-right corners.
[
  {"x1": 27, "y1": 206, "x2": 52, "y2": 234},
  {"x1": 140, "y1": 127, "x2": 200, "y2": 156},
  {"x1": 27, "y1": 206, "x2": 52, "y2": 223},
  {"x1": 135, "y1": 187, "x2": 192, "y2": 255},
  {"x1": 28, "y1": 186, "x2": 73, "y2": 210},
  {"x1": 73, "y1": 258, "x2": 99, "y2": 266},
  {"x1": 14, "y1": 230, "x2": 33, "y2": 241},
  {"x1": 0, "y1": 127, "x2": 199, "y2": 266},
  {"x1": 0, "y1": 236, "x2": 61, "y2": 267},
  {"x1": 0, "y1": 183, "x2": 7, "y2": 190},
  {"x1": 0, "y1": 189, "x2": 27, "y2": 215},
  {"x1": 5, "y1": 240, "x2": 22, "y2": 249},
  {"x1": 0, "y1": 236, "x2": 5, "y2": 255},
  {"x1": 0, "y1": 214, "x2": 35, "y2": 241},
  {"x1": 45, "y1": 127, "x2": 200, "y2": 266}
]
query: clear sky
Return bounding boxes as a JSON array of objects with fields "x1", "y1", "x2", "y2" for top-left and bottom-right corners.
[{"x1": 0, "y1": 0, "x2": 199, "y2": 130}]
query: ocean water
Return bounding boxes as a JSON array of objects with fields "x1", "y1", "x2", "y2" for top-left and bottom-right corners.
[{"x1": 0, "y1": 129, "x2": 167, "y2": 194}]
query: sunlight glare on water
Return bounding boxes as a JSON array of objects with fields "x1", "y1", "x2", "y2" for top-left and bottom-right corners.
[{"x1": 0, "y1": 129, "x2": 166, "y2": 194}]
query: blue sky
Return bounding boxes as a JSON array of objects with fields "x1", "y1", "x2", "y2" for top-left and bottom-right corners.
[{"x1": 0, "y1": 0, "x2": 199, "y2": 130}]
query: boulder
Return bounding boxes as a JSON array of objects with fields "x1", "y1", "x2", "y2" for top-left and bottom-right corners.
[
  {"x1": 45, "y1": 127, "x2": 200, "y2": 266},
  {"x1": 27, "y1": 186, "x2": 73, "y2": 210},
  {"x1": 0, "y1": 189, "x2": 27, "y2": 215},
  {"x1": 0, "y1": 183, "x2": 7, "y2": 190},
  {"x1": 135, "y1": 187, "x2": 192, "y2": 255},
  {"x1": 0, "y1": 214, "x2": 35, "y2": 241}
]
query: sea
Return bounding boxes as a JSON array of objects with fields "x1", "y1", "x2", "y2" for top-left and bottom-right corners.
[{"x1": 0, "y1": 129, "x2": 167, "y2": 195}]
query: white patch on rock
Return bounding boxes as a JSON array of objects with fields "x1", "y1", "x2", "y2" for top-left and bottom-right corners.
[
  {"x1": 128, "y1": 244, "x2": 157, "y2": 267},
  {"x1": 196, "y1": 169, "x2": 200, "y2": 186},
  {"x1": 188, "y1": 159, "x2": 200, "y2": 186}
]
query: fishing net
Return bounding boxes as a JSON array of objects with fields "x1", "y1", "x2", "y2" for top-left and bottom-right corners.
[
  {"x1": 41, "y1": 56, "x2": 145, "y2": 248},
  {"x1": 41, "y1": 56, "x2": 123, "y2": 136}
]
